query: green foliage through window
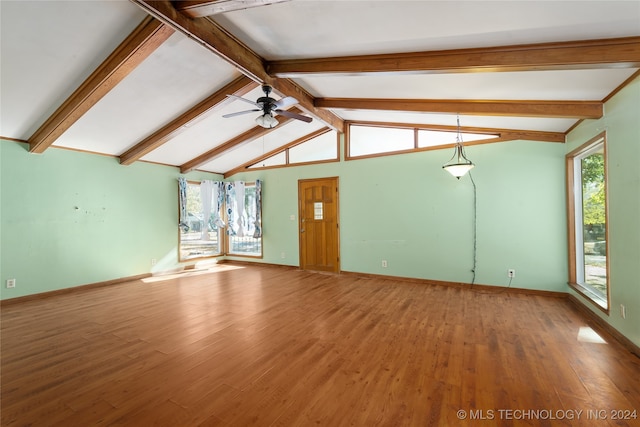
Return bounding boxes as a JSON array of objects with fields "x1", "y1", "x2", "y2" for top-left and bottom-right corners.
[
  {"x1": 582, "y1": 154, "x2": 605, "y2": 226},
  {"x1": 567, "y1": 135, "x2": 608, "y2": 311}
]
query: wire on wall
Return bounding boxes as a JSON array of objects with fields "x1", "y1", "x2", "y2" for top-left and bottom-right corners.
[
  {"x1": 469, "y1": 171, "x2": 478, "y2": 285},
  {"x1": 468, "y1": 172, "x2": 516, "y2": 294}
]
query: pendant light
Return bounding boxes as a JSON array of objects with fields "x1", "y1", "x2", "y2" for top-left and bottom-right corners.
[{"x1": 443, "y1": 115, "x2": 474, "y2": 179}]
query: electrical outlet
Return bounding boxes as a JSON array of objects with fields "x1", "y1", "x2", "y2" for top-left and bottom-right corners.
[
  {"x1": 6, "y1": 279, "x2": 16, "y2": 288},
  {"x1": 508, "y1": 269, "x2": 515, "y2": 278},
  {"x1": 281, "y1": 252, "x2": 286, "y2": 259},
  {"x1": 151, "y1": 259, "x2": 157, "y2": 266},
  {"x1": 620, "y1": 304, "x2": 626, "y2": 319},
  {"x1": 381, "y1": 260, "x2": 388, "y2": 268}
]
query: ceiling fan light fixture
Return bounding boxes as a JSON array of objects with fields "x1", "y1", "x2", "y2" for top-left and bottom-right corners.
[
  {"x1": 442, "y1": 115, "x2": 474, "y2": 179},
  {"x1": 224, "y1": 85, "x2": 310, "y2": 127},
  {"x1": 255, "y1": 112, "x2": 278, "y2": 128}
]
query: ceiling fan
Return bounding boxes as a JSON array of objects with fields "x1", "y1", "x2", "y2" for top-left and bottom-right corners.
[{"x1": 223, "y1": 85, "x2": 312, "y2": 128}]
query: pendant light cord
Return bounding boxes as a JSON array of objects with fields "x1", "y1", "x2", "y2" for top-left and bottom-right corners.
[
  {"x1": 457, "y1": 113, "x2": 478, "y2": 285},
  {"x1": 469, "y1": 170, "x2": 477, "y2": 285}
]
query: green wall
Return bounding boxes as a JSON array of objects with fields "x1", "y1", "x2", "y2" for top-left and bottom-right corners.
[
  {"x1": 231, "y1": 138, "x2": 568, "y2": 292},
  {"x1": 2, "y1": 77, "x2": 637, "y2": 348},
  {"x1": 565, "y1": 76, "x2": 640, "y2": 348},
  {"x1": 0, "y1": 141, "x2": 219, "y2": 299}
]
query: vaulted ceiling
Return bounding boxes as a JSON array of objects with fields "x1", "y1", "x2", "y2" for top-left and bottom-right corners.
[{"x1": 2, "y1": 0, "x2": 639, "y2": 177}]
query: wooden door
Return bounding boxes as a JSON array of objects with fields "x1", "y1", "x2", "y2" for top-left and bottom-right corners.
[{"x1": 298, "y1": 177, "x2": 340, "y2": 273}]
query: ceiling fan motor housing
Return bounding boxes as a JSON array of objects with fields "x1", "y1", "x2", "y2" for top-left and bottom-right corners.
[
  {"x1": 222, "y1": 84, "x2": 311, "y2": 125},
  {"x1": 258, "y1": 85, "x2": 276, "y2": 113}
]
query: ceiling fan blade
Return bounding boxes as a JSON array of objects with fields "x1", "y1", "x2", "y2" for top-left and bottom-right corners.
[
  {"x1": 274, "y1": 96, "x2": 298, "y2": 109},
  {"x1": 275, "y1": 109, "x2": 313, "y2": 123},
  {"x1": 222, "y1": 109, "x2": 260, "y2": 118},
  {"x1": 226, "y1": 94, "x2": 261, "y2": 108}
]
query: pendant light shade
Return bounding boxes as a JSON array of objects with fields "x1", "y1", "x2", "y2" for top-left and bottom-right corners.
[
  {"x1": 443, "y1": 116, "x2": 474, "y2": 179},
  {"x1": 255, "y1": 112, "x2": 278, "y2": 128}
]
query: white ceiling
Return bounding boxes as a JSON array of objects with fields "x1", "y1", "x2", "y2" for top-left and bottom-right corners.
[
  {"x1": 1, "y1": 0, "x2": 639, "y2": 176},
  {"x1": 214, "y1": 1, "x2": 640, "y2": 59}
]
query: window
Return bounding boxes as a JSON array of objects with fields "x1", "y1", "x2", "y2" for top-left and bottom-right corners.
[
  {"x1": 226, "y1": 181, "x2": 262, "y2": 257},
  {"x1": 178, "y1": 180, "x2": 262, "y2": 261},
  {"x1": 566, "y1": 132, "x2": 609, "y2": 312},
  {"x1": 417, "y1": 129, "x2": 496, "y2": 148},
  {"x1": 179, "y1": 181, "x2": 223, "y2": 261},
  {"x1": 248, "y1": 129, "x2": 339, "y2": 170},
  {"x1": 346, "y1": 123, "x2": 499, "y2": 159},
  {"x1": 348, "y1": 125, "x2": 415, "y2": 157}
]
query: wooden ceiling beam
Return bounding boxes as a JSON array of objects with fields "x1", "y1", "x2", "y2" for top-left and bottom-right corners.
[
  {"x1": 28, "y1": 17, "x2": 174, "y2": 154},
  {"x1": 499, "y1": 130, "x2": 565, "y2": 143},
  {"x1": 132, "y1": 0, "x2": 344, "y2": 132},
  {"x1": 316, "y1": 98, "x2": 603, "y2": 119},
  {"x1": 224, "y1": 127, "x2": 331, "y2": 177},
  {"x1": 119, "y1": 76, "x2": 256, "y2": 165},
  {"x1": 134, "y1": 0, "x2": 265, "y2": 81},
  {"x1": 174, "y1": 0, "x2": 291, "y2": 18},
  {"x1": 267, "y1": 36, "x2": 640, "y2": 77},
  {"x1": 271, "y1": 78, "x2": 344, "y2": 131},
  {"x1": 347, "y1": 120, "x2": 565, "y2": 143},
  {"x1": 180, "y1": 107, "x2": 305, "y2": 173}
]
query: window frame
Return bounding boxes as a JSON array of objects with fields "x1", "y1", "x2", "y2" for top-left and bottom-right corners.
[
  {"x1": 178, "y1": 180, "x2": 263, "y2": 262},
  {"x1": 345, "y1": 121, "x2": 501, "y2": 161},
  {"x1": 178, "y1": 180, "x2": 224, "y2": 262},
  {"x1": 565, "y1": 131, "x2": 610, "y2": 314},
  {"x1": 347, "y1": 123, "x2": 416, "y2": 158},
  {"x1": 225, "y1": 181, "x2": 263, "y2": 258},
  {"x1": 240, "y1": 129, "x2": 340, "y2": 174}
]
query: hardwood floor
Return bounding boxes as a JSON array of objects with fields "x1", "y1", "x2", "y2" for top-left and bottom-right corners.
[{"x1": 2, "y1": 264, "x2": 639, "y2": 426}]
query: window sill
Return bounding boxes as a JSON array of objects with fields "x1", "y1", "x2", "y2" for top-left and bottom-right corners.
[{"x1": 568, "y1": 282, "x2": 609, "y2": 315}]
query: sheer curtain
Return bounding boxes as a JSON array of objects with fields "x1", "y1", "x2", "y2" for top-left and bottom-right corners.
[
  {"x1": 200, "y1": 180, "x2": 214, "y2": 240},
  {"x1": 200, "y1": 180, "x2": 227, "y2": 242},
  {"x1": 253, "y1": 179, "x2": 262, "y2": 238},
  {"x1": 178, "y1": 177, "x2": 188, "y2": 232},
  {"x1": 225, "y1": 182, "x2": 235, "y2": 236},
  {"x1": 213, "y1": 181, "x2": 225, "y2": 228},
  {"x1": 235, "y1": 181, "x2": 245, "y2": 237},
  {"x1": 225, "y1": 181, "x2": 247, "y2": 237}
]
